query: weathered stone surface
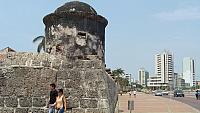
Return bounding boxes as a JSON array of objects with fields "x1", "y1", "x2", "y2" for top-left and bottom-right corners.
[
  {"x1": 33, "y1": 97, "x2": 46, "y2": 107},
  {"x1": 98, "y1": 99, "x2": 109, "y2": 108},
  {"x1": 29, "y1": 108, "x2": 44, "y2": 113},
  {"x1": 86, "y1": 108, "x2": 100, "y2": 113},
  {"x1": 86, "y1": 90, "x2": 98, "y2": 98},
  {"x1": 19, "y1": 97, "x2": 32, "y2": 107},
  {"x1": 5, "y1": 97, "x2": 18, "y2": 107},
  {"x1": 15, "y1": 108, "x2": 29, "y2": 113},
  {"x1": 0, "y1": 97, "x2": 4, "y2": 107},
  {"x1": 80, "y1": 99, "x2": 98, "y2": 108},
  {"x1": 66, "y1": 96, "x2": 80, "y2": 108},
  {"x1": 43, "y1": 109, "x2": 48, "y2": 113},
  {"x1": 0, "y1": 108, "x2": 14, "y2": 113},
  {"x1": 99, "y1": 109, "x2": 110, "y2": 113},
  {"x1": 0, "y1": 1, "x2": 117, "y2": 113},
  {"x1": 72, "y1": 108, "x2": 85, "y2": 113}
]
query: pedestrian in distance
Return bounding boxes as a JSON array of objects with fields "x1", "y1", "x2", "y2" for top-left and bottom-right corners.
[
  {"x1": 129, "y1": 91, "x2": 131, "y2": 97},
  {"x1": 48, "y1": 83, "x2": 58, "y2": 113},
  {"x1": 133, "y1": 90, "x2": 136, "y2": 98}
]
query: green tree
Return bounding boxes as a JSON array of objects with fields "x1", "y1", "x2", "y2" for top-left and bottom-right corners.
[
  {"x1": 112, "y1": 68, "x2": 129, "y2": 91},
  {"x1": 33, "y1": 36, "x2": 45, "y2": 53},
  {"x1": 112, "y1": 68, "x2": 125, "y2": 77}
]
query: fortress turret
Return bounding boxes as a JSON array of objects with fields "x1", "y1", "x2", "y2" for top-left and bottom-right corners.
[{"x1": 43, "y1": 1, "x2": 108, "y2": 62}]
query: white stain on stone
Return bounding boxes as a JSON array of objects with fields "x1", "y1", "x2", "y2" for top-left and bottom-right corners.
[{"x1": 50, "y1": 24, "x2": 77, "y2": 38}]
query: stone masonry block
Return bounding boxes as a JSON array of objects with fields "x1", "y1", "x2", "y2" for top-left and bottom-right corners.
[
  {"x1": 72, "y1": 108, "x2": 85, "y2": 113},
  {"x1": 98, "y1": 109, "x2": 110, "y2": 113},
  {"x1": 0, "y1": 108, "x2": 14, "y2": 113},
  {"x1": 5, "y1": 97, "x2": 18, "y2": 107},
  {"x1": 19, "y1": 97, "x2": 32, "y2": 107},
  {"x1": 0, "y1": 97, "x2": 4, "y2": 107},
  {"x1": 86, "y1": 108, "x2": 101, "y2": 113},
  {"x1": 98, "y1": 89, "x2": 108, "y2": 98},
  {"x1": 15, "y1": 108, "x2": 29, "y2": 113},
  {"x1": 65, "y1": 80, "x2": 81, "y2": 89},
  {"x1": 29, "y1": 108, "x2": 44, "y2": 113},
  {"x1": 80, "y1": 99, "x2": 98, "y2": 108},
  {"x1": 98, "y1": 99, "x2": 109, "y2": 109},
  {"x1": 86, "y1": 90, "x2": 98, "y2": 98},
  {"x1": 33, "y1": 97, "x2": 46, "y2": 107}
]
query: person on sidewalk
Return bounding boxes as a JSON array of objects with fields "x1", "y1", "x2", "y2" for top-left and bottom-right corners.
[
  {"x1": 48, "y1": 83, "x2": 58, "y2": 113},
  {"x1": 129, "y1": 91, "x2": 131, "y2": 97},
  {"x1": 133, "y1": 90, "x2": 136, "y2": 98},
  {"x1": 55, "y1": 89, "x2": 67, "y2": 113}
]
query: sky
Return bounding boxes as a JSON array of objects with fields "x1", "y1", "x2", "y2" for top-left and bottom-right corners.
[{"x1": 0, "y1": 0, "x2": 200, "y2": 80}]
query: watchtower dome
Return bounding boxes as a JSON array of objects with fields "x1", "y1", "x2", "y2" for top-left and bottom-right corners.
[{"x1": 43, "y1": 1, "x2": 108, "y2": 61}]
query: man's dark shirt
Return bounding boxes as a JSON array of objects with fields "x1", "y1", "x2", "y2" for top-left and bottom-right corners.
[{"x1": 49, "y1": 89, "x2": 58, "y2": 104}]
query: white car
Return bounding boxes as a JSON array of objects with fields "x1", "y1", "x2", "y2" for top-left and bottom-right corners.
[
  {"x1": 155, "y1": 90, "x2": 163, "y2": 96},
  {"x1": 162, "y1": 91, "x2": 169, "y2": 95}
]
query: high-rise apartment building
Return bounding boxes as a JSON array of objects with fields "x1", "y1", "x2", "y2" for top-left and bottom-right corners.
[
  {"x1": 182, "y1": 57, "x2": 195, "y2": 87},
  {"x1": 155, "y1": 50, "x2": 174, "y2": 87},
  {"x1": 138, "y1": 68, "x2": 149, "y2": 87},
  {"x1": 147, "y1": 50, "x2": 174, "y2": 89}
]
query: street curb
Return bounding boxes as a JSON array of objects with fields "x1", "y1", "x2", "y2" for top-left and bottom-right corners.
[
  {"x1": 178, "y1": 101, "x2": 200, "y2": 113},
  {"x1": 162, "y1": 96, "x2": 200, "y2": 113}
]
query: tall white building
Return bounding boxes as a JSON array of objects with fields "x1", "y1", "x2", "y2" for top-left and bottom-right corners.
[
  {"x1": 147, "y1": 50, "x2": 174, "y2": 90},
  {"x1": 155, "y1": 50, "x2": 174, "y2": 88},
  {"x1": 182, "y1": 57, "x2": 195, "y2": 87},
  {"x1": 138, "y1": 68, "x2": 149, "y2": 87}
]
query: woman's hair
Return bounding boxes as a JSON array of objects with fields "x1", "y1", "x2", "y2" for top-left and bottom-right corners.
[{"x1": 58, "y1": 89, "x2": 63, "y2": 94}]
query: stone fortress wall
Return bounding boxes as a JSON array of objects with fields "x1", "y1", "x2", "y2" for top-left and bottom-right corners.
[
  {"x1": 0, "y1": 52, "x2": 117, "y2": 113},
  {"x1": 0, "y1": 1, "x2": 118, "y2": 113}
]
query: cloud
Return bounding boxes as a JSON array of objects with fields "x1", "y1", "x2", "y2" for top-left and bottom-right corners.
[{"x1": 154, "y1": 7, "x2": 200, "y2": 21}]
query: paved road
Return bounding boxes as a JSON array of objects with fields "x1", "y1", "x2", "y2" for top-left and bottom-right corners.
[
  {"x1": 117, "y1": 93, "x2": 198, "y2": 113},
  {"x1": 162, "y1": 94, "x2": 200, "y2": 112}
]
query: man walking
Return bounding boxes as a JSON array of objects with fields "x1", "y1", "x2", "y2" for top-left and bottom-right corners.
[{"x1": 48, "y1": 83, "x2": 58, "y2": 113}]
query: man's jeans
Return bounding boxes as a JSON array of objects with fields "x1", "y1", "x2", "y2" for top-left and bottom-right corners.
[{"x1": 49, "y1": 107, "x2": 55, "y2": 113}]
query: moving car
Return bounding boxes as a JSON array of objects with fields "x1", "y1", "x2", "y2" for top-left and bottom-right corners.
[
  {"x1": 155, "y1": 90, "x2": 163, "y2": 96},
  {"x1": 195, "y1": 89, "x2": 200, "y2": 100},
  {"x1": 174, "y1": 90, "x2": 184, "y2": 97},
  {"x1": 162, "y1": 91, "x2": 169, "y2": 95}
]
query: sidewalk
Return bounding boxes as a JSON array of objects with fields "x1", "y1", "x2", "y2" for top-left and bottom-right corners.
[{"x1": 116, "y1": 92, "x2": 199, "y2": 113}]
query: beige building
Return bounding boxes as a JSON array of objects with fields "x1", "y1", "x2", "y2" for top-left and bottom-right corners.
[{"x1": 138, "y1": 68, "x2": 149, "y2": 87}]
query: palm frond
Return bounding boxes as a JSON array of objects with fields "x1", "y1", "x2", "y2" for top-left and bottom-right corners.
[
  {"x1": 37, "y1": 42, "x2": 43, "y2": 53},
  {"x1": 41, "y1": 38, "x2": 46, "y2": 51},
  {"x1": 33, "y1": 36, "x2": 45, "y2": 43}
]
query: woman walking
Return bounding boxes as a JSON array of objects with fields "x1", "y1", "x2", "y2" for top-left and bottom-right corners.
[{"x1": 55, "y1": 89, "x2": 67, "y2": 113}]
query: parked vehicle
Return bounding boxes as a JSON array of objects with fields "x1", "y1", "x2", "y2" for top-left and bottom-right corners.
[
  {"x1": 174, "y1": 90, "x2": 184, "y2": 97},
  {"x1": 162, "y1": 91, "x2": 169, "y2": 95},
  {"x1": 155, "y1": 90, "x2": 163, "y2": 96},
  {"x1": 195, "y1": 89, "x2": 200, "y2": 100}
]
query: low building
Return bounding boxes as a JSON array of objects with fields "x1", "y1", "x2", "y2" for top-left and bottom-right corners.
[
  {"x1": 174, "y1": 73, "x2": 185, "y2": 89},
  {"x1": 147, "y1": 76, "x2": 168, "y2": 90}
]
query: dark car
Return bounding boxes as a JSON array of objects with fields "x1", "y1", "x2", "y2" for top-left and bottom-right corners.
[
  {"x1": 174, "y1": 90, "x2": 184, "y2": 97},
  {"x1": 195, "y1": 89, "x2": 200, "y2": 100}
]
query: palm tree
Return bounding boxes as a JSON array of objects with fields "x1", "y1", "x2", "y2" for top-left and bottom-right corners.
[
  {"x1": 112, "y1": 68, "x2": 125, "y2": 77},
  {"x1": 33, "y1": 36, "x2": 45, "y2": 53},
  {"x1": 112, "y1": 68, "x2": 127, "y2": 91}
]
